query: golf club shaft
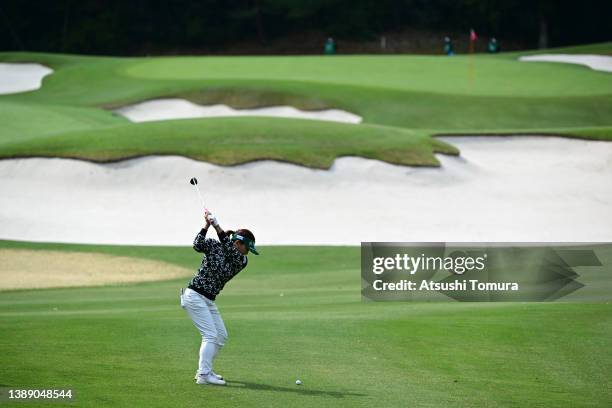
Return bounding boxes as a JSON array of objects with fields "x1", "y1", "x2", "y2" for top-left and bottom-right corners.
[{"x1": 194, "y1": 183, "x2": 208, "y2": 212}]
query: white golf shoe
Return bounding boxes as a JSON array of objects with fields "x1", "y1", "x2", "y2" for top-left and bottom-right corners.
[
  {"x1": 194, "y1": 370, "x2": 223, "y2": 381},
  {"x1": 196, "y1": 372, "x2": 226, "y2": 386}
]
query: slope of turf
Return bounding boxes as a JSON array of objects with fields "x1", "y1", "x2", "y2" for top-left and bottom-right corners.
[
  {"x1": 0, "y1": 117, "x2": 457, "y2": 168},
  {"x1": 0, "y1": 43, "x2": 611, "y2": 166},
  {"x1": 0, "y1": 239, "x2": 611, "y2": 407},
  {"x1": 0, "y1": 100, "x2": 125, "y2": 142}
]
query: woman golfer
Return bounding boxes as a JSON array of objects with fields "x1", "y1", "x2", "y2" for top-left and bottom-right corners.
[{"x1": 181, "y1": 210, "x2": 258, "y2": 385}]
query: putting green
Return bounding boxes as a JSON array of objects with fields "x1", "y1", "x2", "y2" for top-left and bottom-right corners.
[
  {"x1": 0, "y1": 239, "x2": 610, "y2": 407},
  {"x1": 123, "y1": 54, "x2": 612, "y2": 97},
  {"x1": 0, "y1": 42, "x2": 611, "y2": 167}
]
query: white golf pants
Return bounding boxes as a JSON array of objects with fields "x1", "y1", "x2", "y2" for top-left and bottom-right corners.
[{"x1": 181, "y1": 288, "x2": 228, "y2": 375}]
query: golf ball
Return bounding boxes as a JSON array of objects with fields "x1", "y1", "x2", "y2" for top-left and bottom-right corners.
[{"x1": 295, "y1": 379, "x2": 302, "y2": 385}]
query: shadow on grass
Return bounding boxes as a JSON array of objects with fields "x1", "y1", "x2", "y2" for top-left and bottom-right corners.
[{"x1": 226, "y1": 379, "x2": 366, "y2": 398}]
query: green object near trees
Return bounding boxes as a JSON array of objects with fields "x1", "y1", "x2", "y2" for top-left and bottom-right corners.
[{"x1": 324, "y1": 38, "x2": 336, "y2": 55}]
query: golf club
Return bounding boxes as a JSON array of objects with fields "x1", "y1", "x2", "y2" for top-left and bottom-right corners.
[{"x1": 189, "y1": 177, "x2": 208, "y2": 212}]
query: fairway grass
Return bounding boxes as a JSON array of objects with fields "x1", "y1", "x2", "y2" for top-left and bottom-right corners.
[
  {"x1": 1, "y1": 43, "x2": 611, "y2": 167},
  {"x1": 1, "y1": 240, "x2": 610, "y2": 407}
]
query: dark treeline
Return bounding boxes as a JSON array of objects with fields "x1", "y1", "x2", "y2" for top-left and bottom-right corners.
[{"x1": 0, "y1": 0, "x2": 610, "y2": 55}]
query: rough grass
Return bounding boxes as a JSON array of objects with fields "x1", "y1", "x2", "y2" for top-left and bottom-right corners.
[{"x1": 0, "y1": 239, "x2": 610, "y2": 407}]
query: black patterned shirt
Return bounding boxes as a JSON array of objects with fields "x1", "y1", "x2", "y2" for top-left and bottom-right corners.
[{"x1": 187, "y1": 227, "x2": 248, "y2": 300}]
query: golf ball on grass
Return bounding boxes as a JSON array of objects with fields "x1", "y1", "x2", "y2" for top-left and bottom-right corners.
[{"x1": 295, "y1": 379, "x2": 302, "y2": 385}]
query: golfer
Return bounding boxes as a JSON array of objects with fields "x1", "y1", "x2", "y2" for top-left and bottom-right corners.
[{"x1": 181, "y1": 210, "x2": 258, "y2": 385}]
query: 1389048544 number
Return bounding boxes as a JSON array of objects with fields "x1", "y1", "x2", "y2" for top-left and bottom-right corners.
[{"x1": 7, "y1": 389, "x2": 74, "y2": 399}]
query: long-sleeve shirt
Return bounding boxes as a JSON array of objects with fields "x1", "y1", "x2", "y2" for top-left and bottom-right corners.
[{"x1": 187, "y1": 227, "x2": 248, "y2": 301}]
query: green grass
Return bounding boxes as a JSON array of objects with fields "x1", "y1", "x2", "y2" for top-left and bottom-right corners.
[
  {"x1": 0, "y1": 117, "x2": 457, "y2": 167},
  {"x1": 0, "y1": 42, "x2": 611, "y2": 167},
  {"x1": 507, "y1": 41, "x2": 612, "y2": 57},
  {"x1": 1, "y1": 239, "x2": 611, "y2": 407},
  {"x1": 122, "y1": 54, "x2": 612, "y2": 97}
]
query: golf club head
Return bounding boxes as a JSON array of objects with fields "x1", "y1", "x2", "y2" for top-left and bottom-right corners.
[{"x1": 189, "y1": 177, "x2": 198, "y2": 185}]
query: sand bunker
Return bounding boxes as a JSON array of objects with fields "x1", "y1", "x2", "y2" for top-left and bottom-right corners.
[
  {"x1": 0, "y1": 63, "x2": 53, "y2": 94},
  {"x1": 519, "y1": 54, "x2": 612, "y2": 73},
  {"x1": 0, "y1": 248, "x2": 192, "y2": 290},
  {"x1": 1, "y1": 137, "x2": 611, "y2": 245},
  {"x1": 114, "y1": 98, "x2": 362, "y2": 124}
]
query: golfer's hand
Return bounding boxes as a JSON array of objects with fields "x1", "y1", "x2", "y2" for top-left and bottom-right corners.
[
  {"x1": 205, "y1": 211, "x2": 219, "y2": 227},
  {"x1": 203, "y1": 210, "x2": 212, "y2": 228}
]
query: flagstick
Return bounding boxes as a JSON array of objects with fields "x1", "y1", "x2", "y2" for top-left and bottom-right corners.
[{"x1": 468, "y1": 33, "x2": 475, "y2": 88}]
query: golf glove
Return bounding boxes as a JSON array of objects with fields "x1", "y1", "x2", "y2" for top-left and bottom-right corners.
[{"x1": 206, "y1": 213, "x2": 219, "y2": 226}]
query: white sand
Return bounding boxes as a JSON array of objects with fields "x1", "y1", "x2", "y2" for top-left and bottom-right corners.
[
  {"x1": 0, "y1": 63, "x2": 53, "y2": 94},
  {"x1": 114, "y1": 98, "x2": 362, "y2": 124},
  {"x1": 1, "y1": 136, "x2": 611, "y2": 245},
  {"x1": 519, "y1": 54, "x2": 612, "y2": 73}
]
